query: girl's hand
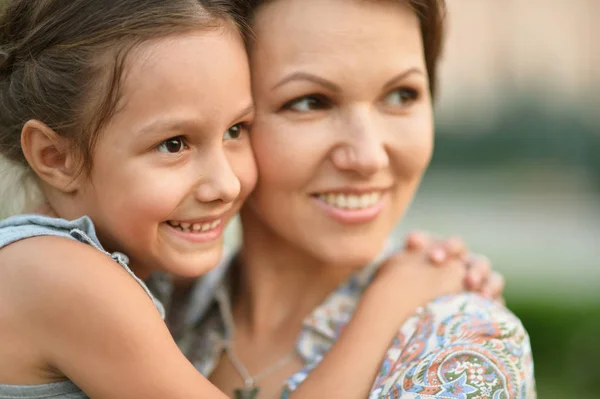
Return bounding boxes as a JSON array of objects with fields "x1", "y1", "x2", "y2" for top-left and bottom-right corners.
[
  {"x1": 373, "y1": 246, "x2": 466, "y2": 309},
  {"x1": 404, "y1": 231, "x2": 505, "y2": 302}
]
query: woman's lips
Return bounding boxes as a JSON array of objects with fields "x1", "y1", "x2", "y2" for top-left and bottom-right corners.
[{"x1": 311, "y1": 191, "x2": 386, "y2": 224}]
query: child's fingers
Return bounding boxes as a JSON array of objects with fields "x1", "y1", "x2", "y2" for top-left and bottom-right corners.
[
  {"x1": 442, "y1": 236, "x2": 467, "y2": 259},
  {"x1": 404, "y1": 230, "x2": 433, "y2": 250},
  {"x1": 465, "y1": 255, "x2": 492, "y2": 290},
  {"x1": 427, "y1": 236, "x2": 465, "y2": 265},
  {"x1": 428, "y1": 247, "x2": 447, "y2": 264},
  {"x1": 481, "y1": 271, "x2": 505, "y2": 299},
  {"x1": 442, "y1": 258, "x2": 469, "y2": 293}
]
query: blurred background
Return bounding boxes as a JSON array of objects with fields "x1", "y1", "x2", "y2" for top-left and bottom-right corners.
[{"x1": 394, "y1": 0, "x2": 599, "y2": 397}]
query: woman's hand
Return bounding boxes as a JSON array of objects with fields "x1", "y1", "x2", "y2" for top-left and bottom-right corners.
[{"x1": 404, "y1": 231, "x2": 505, "y2": 301}]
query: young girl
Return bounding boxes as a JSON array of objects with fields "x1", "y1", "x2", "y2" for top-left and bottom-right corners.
[{"x1": 0, "y1": 0, "x2": 497, "y2": 398}]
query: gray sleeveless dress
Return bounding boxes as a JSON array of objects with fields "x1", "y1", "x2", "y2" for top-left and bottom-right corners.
[{"x1": 0, "y1": 214, "x2": 165, "y2": 398}]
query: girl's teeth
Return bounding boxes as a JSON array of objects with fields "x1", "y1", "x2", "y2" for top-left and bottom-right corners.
[
  {"x1": 168, "y1": 220, "x2": 222, "y2": 233},
  {"x1": 318, "y1": 192, "x2": 382, "y2": 210}
]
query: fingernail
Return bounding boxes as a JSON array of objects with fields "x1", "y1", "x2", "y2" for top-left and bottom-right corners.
[{"x1": 431, "y1": 248, "x2": 446, "y2": 263}]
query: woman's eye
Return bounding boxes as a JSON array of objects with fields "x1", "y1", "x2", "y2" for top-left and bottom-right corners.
[
  {"x1": 384, "y1": 88, "x2": 418, "y2": 106},
  {"x1": 283, "y1": 95, "x2": 330, "y2": 112},
  {"x1": 224, "y1": 123, "x2": 248, "y2": 140},
  {"x1": 157, "y1": 136, "x2": 186, "y2": 153}
]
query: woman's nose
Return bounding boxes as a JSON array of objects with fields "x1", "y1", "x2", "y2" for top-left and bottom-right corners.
[{"x1": 331, "y1": 115, "x2": 390, "y2": 177}]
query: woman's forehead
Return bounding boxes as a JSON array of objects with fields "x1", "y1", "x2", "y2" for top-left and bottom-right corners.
[
  {"x1": 252, "y1": 0, "x2": 421, "y2": 53},
  {"x1": 250, "y1": 0, "x2": 425, "y2": 81}
]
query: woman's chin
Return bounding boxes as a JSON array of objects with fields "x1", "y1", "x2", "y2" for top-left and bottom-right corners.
[{"x1": 315, "y1": 242, "x2": 387, "y2": 270}]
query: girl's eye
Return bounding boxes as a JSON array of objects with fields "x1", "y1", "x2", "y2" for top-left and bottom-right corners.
[
  {"x1": 157, "y1": 136, "x2": 186, "y2": 153},
  {"x1": 383, "y1": 88, "x2": 418, "y2": 107},
  {"x1": 283, "y1": 95, "x2": 330, "y2": 112},
  {"x1": 224, "y1": 123, "x2": 248, "y2": 141}
]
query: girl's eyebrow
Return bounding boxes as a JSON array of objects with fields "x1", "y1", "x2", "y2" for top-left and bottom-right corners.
[
  {"x1": 134, "y1": 103, "x2": 254, "y2": 139},
  {"x1": 232, "y1": 104, "x2": 255, "y2": 122},
  {"x1": 134, "y1": 117, "x2": 204, "y2": 138}
]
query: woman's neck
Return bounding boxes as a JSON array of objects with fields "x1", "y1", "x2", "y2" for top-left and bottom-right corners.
[{"x1": 235, "y1": 208, "x2": 355, "y2": 341}]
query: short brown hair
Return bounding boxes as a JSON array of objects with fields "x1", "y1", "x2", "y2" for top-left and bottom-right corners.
[
  {"x1": 242, "y1": 0, "x2": 446, "y2": 97},
  {"x1": 0, "y1": 0, "x2": 248, "y2": 172}
]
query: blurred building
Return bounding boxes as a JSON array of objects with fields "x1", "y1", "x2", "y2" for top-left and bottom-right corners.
[
  {"x1": 409, "y1": 3, "x2": 600, "y2": 397},
  {"x1": 437, "y1": 0, "x2": 598, "y2": 129}
]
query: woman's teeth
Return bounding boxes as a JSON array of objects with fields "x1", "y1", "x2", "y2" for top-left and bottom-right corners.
[
  {"x1": 317, "y1": 192, "x2": 382, "y2": 210},
  {"x1": 167, "y1": 219, "x2": 221, "y2": 233}
]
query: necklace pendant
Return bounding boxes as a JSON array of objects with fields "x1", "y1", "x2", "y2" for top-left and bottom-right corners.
[{"x1": 234, "y1": 386, "x2": 260, "y2": 399}]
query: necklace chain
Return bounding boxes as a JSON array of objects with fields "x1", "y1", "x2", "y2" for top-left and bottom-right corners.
[{"x1": 224, "y1": 342, "x2": 296, "y2": 388}]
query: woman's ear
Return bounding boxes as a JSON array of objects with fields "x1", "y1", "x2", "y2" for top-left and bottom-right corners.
[{"x1": 20, "y1": 120, "x2": 82, "y2": 193}]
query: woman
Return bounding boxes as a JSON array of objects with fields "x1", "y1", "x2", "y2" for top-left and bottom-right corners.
[{"x1": 167, "y1": 0, "x2": 535, "y2": 398}]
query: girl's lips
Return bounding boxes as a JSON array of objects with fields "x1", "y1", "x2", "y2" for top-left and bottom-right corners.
[{"x1": 311, "y1": 192, "x2": 386, "y2": 224}]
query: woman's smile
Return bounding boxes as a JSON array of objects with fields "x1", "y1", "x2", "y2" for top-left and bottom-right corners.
[{"x1": 311, "y1": 189, "x2": 389, "y2": 224}]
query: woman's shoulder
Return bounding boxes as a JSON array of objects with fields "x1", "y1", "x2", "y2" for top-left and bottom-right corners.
[
  {"x1": 372, "y1": 293, "x2": 536, "y2": 398},
  {"x1": 398, "y1": 292, "x2": 531, "y2": 358},
  {"x1": 426, "y1": 292, "x2": 524, "y2": 326},
  {"x1": 429, "y1": 293, "x2": 531, "y2": 352}
]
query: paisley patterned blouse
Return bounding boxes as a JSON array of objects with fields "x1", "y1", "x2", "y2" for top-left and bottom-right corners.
[{"x1": 153, "y1": 251, "x2": 536, "y2": 399}]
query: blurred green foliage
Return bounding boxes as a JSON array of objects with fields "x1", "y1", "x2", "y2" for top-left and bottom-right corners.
[
  {"x1": 510, "y1": 300, "x2": 600, "y2": 399},
  {"x1": 432, "y1": 101, "x2": 599, "y2": 189}
]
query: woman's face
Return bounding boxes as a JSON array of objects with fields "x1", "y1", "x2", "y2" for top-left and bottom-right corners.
[{"x1": 244, "y1": 0, "x2": 433, "y2": 267}]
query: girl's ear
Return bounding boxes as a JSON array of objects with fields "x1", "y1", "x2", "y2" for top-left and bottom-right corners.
[{"x1": 21, "y1": 120, "x2": 83, "y2": 193}]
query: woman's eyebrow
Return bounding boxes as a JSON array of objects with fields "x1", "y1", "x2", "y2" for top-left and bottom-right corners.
[
  {"x1": 382, "y1": 67, "x2": 425, "y2": 91},
  {"x1": 271, "y1": 72, "x2": 341, "y2": 93}
]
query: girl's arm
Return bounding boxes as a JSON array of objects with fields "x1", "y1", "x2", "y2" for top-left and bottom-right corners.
[
  {"x1": 4, "y1": 236, "x2": 227, "y2": 399},
  {"x1": 288, "y1": 246, "x2": 468, "y2": 398}
]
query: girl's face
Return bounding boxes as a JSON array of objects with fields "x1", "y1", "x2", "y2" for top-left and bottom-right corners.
[
  {"x1": 244, "y1": 0, "x2": 433, "y2": 267},
  {"x1": 73, "y1": 27, "x2": 256, "y2": 278}
]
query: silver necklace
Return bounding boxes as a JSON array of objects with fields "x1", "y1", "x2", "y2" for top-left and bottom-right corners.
[{"x1": 224, "y1": 342, "x2": 296, "y2": 399}]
